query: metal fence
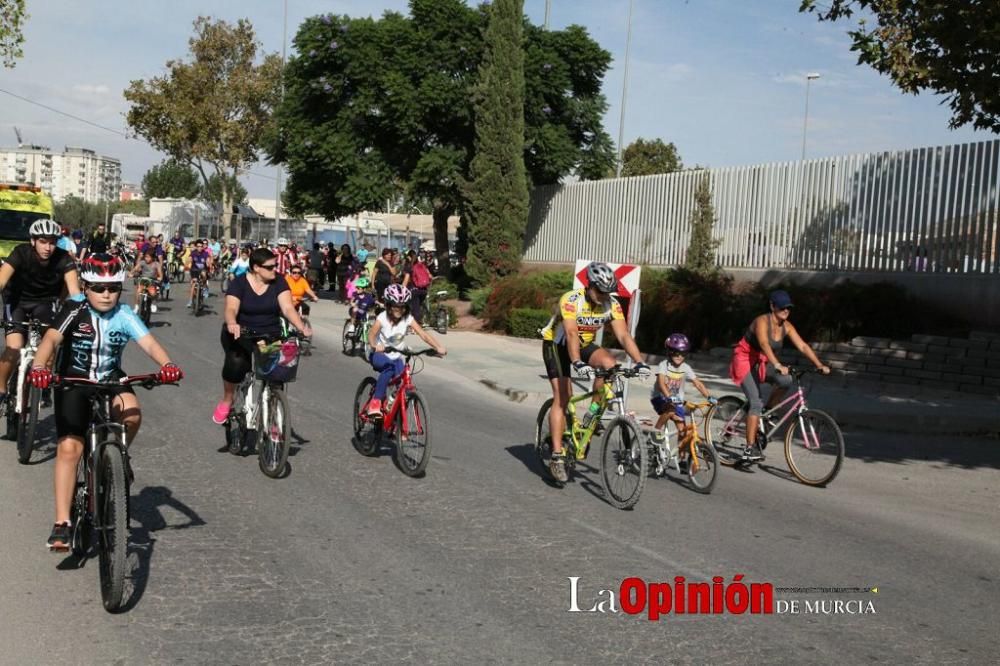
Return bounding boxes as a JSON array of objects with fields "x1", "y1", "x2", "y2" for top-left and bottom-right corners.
[{"x1": 525, "y1": 138, "x2": 1000, "y2": 274}]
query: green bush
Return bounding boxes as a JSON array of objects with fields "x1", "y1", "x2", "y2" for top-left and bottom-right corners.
[
  {"x1": 481, "y1": 275, "x2": 550, "y2": 332},
  {"x1": 524, "y1": 270, "x2": 575, "y2": 297},
  {"x1": 427, "y1": 276, "x2": 460, "y2": 301},
  {"x1": 468, "y1": 286, "x2": 492, "y2": 316},
  {"x1": 508, "y1": 307, "x2": 552, "y2": 338}
]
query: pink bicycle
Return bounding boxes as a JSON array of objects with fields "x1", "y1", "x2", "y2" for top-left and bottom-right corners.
[{"x1": 707, "y1": 368, "x2": 844, "y2": 486}]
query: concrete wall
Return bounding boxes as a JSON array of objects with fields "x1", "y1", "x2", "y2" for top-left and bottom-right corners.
[{"x1": 729, "y1": 268, "x2": 1000, "y2": 330}]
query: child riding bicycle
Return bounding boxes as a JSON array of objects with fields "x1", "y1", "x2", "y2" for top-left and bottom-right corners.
[
  {"x1": 365, "y1": 284, "x2": 446, "y2": 416},
  {"x1": 650, "y1": 333, "x2": 715, "y2": 442}
]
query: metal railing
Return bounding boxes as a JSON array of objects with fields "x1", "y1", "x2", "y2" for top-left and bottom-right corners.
[{"x1": 525, "y1": 139, "x2": 1000, "y2": 274}]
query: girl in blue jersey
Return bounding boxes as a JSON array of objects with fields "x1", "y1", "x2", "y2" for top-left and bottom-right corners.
[{"x1": 29, "y1": 253, "x2": 183, "y2": 551}]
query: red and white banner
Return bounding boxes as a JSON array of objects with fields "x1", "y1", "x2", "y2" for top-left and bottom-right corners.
[{"x1": 573, "y1": 261, "x2": 641, "y2": 298}]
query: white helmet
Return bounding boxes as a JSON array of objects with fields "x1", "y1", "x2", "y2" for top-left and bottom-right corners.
[
  {"x1": 586, "y1": 262, "x2": 618, "y2": 294},
  {"x1": 277, "y1": 237, "x2": 290, "y2": 246},
  {"x1": 29, "y1": 219, "x2": 62, "y2": 238}
]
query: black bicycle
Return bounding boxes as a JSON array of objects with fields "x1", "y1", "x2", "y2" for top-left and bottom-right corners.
[
  {"x1": 136, "y1": 278, "x2": 160, "y2": 326},
  {"x1": 2, "y1": 317, "x2": 50, "y2": 464},
  {"x1": 190, "y1": 272, "x2": 209, "y2": 317},
  {"x1": 55, "y1": 373, "x2": 176, "y2": 612}
]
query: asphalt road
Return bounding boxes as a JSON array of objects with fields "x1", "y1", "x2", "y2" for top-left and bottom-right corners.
[{"x1": 0, "y1": 286, "x2": 997, "y2": 664}]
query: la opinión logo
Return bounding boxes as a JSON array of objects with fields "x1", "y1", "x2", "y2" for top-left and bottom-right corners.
[{"x1": 568, "y1": 575, "x2": 773, "y2": 619}]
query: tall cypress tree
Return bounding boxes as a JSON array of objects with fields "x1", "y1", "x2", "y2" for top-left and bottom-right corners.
[
  {"x1": 685, "y1": 174, "x2": 721, "y2": 276},
  {"x1": 464, "y1": 0, "x2": 529, "y2": 285}
]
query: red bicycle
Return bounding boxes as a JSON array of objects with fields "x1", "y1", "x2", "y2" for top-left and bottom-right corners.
[{"x1": 352, "y1": 347, "x2": 437, "y2": 477}]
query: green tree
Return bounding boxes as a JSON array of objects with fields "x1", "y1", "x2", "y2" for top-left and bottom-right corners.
[
  {"x1": 800, "y1": 0, "x2": 1000, "y2": 132},
  {"x1": 685, "y1": 174, "x2": 720, "y2": 276},
  {"x1": 141, "y1": 158, "x2": 202, "y2": 199},
  {"x1": 125, "y1": 17, "x2": 281, "y2": 239},
  {"x1": 201, "y1": 170, "x2": 248, "y2": 208},
  {"x1": 619, "y1": 138, "x2": 682, "y2": 177},
  {"x1": 0, "y1": 0, "x2": 27, "y2": 68},
  {"x1": 464, "y1": 0, "x2": 529, "y2": 284},
  {"x1": 269, "y1": 0, "x2": 614, "y2": 276},
  {"x1": 54, "y1": 198, "x2": 151, "y2": 233}
]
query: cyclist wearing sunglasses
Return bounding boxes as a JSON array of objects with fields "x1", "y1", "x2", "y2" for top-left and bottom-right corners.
[
  {"x1": 0, "y1": 219, "x2": 81, "y2": 410},
  {"x1": 28, "y1": 253, "x2": 183, "y2": 550},
  {"x1": 729, "y1": 290, "x2": 831, "y2": 460},
  {"x1": 285, "y1": 265, "x2": 319, "y2": 316},
  {"x1": 213, "y1": 248, "x2": 312, "y2": 424}
]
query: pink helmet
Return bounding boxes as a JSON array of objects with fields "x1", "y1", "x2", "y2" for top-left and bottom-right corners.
[{"x1": 383, "y1": 283, "x2": 411, "y2": 306}]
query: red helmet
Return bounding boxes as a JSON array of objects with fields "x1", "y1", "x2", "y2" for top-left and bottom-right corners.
[{"x1": 80, "y1": 253, "x2": 126, "y2": 283}]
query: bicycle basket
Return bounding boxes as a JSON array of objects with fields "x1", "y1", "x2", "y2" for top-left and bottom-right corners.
[{"x1": 254, "y1": 338, "x2": 301, "y2": 382}]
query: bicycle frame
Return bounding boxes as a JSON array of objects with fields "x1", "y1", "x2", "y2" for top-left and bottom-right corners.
[
  {"x1": 82, "y1": 392, "x2": 128, "y2": 521},
  {"x1": 562, "y1": 373, "x2": 628, "y2": 459},
  {"x1": 379, "y1": 358, "x2": 420, "y2": 437},
  {"x1": 13, "y1": 319, "x2": 44, "y2": 416},
  {"x1": 722, "y1": 377, "x2": 823, "y2": 451}
]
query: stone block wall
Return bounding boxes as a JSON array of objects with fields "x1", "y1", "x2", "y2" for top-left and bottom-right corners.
[{"x1": 784, "y1": 331, "x2": 1000, "y2": 397}]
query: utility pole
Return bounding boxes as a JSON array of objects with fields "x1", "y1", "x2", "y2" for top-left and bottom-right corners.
[
  {"x1": 273, "y1": 0, "x2": 288, "y2": 243},
  {"x1": 544, "y1": 0, "x2": 551, "y2": 28},
  {"x1": 614, "y1": 0, "x2": 634, "y2": 178},
  {"x1": 801, "y1": 72, "x2": 820, "y2": 161}
]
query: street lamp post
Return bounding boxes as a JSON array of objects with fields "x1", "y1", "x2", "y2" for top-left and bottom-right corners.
[
  {"x1": 801, "y1": 72, "x2": 820, "y2": 162},
  {"x1": 614, "y1": 0, "x2": 635, "y2": 178}
]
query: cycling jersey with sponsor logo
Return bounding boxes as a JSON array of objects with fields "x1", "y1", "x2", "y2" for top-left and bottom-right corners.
[
  {"x1": 52, "y1": 300, "x2": 150, "y2": 381},
  {"x1": 540, "y1": 288, "x2": 624, "y2": 346}
]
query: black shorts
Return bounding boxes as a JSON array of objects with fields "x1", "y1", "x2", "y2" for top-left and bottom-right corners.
[
  {"x1": 4, "y1": 299, "x2": 59, "y2": 337},
  {"x1": 542, "y1": 340, "x2": 600, "y2": 379},
  {"x1": 190, "y1": 269, "x2": 204, "y2": 281},
  {"x1": 55, "y1": 383, "x2": 135, "y2": 438}
]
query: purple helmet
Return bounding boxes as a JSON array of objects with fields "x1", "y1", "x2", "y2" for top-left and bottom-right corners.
[
  {"x1": 384, "y1": 283, "x2": 412, "y2": 306},
  {"x1": 664, "y1": 333, "x2": 690, "y2": 353}
]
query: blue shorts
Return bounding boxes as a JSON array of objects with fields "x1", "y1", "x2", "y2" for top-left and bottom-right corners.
[{"x1": 651, "y1": 395, "x2": 686, "y2": 419}]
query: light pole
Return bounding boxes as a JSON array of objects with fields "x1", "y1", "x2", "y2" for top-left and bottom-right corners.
[
  {"x1": 801, "y1": 72, "x2": 820, "y2": 161},
  {"x1": 544, "y1": 0, "x2": 551, "y2": 28},
  {"x1": 273, "y1": 0, "x2": 288, "y2": 243},
  {"x1": 614, "y1": 0, "x2": 634, "y2": 178}
]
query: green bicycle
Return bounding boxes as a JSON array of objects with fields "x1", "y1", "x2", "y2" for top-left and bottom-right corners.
[{"x1": 535, "y1": 365, "x2": 648, "y2": 510}]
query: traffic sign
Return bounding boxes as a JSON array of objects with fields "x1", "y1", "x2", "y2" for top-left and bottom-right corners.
[{"x1": 573, "y1": 261, "x2": 641, "y2": 298}]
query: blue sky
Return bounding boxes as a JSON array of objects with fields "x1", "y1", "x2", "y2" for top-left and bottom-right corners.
[{"x1": 0, "y1": 0, "x2": 993, "y2": 198}]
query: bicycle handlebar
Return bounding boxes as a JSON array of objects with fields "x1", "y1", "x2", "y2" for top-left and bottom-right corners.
[
  {"x1": 52, "y1": 373, "x2": 177, "y2": 391},
  {"x1": 384, "y1": 346, "x2": 440, "y2": 358},
  {"x1": 594, "y1": 364, "x2": 642, "y2": 379}
]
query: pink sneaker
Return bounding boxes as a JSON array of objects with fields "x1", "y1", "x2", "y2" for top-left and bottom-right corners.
[{"x1": 212, "y1": 401, "x2": 231, "y2": 425}]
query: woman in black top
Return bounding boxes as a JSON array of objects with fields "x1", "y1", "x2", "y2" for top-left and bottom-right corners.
[
  {"x1": 212, "y1": 248, "x2": 312, "y2": 424},
  {"x1": 373, "y1": 248, "x2": 396, "y2": 300},
  {"x1": 332, "y1": 243, "x2": 353, "y2": 301}
]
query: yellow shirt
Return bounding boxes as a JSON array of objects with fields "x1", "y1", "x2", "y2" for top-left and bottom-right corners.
[
  {"x1": 285, "y1": 274, "x2": 310, "y2": 305},
  {"x1": 540, "y1": 289, "x2": 624, "y2": 346}
]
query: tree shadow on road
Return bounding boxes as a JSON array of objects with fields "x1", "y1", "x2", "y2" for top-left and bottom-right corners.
[{"x1": 842, "y1": 430, "x2": 1000, "y2": 470}]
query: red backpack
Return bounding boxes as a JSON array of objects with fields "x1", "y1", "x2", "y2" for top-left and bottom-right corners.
[{"x1": 411, "y1": 261, "x2": 432, "y2": 288}]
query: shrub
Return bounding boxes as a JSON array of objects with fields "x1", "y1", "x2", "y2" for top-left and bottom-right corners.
[
  {"x1": 524, "y1": 270, "x2": 575, "y2": 297},
  {"x1": 635, "y1": 266, "x2": 739, "y2": 351},
  {"x1": 468, "y1": 286, "x2": 492, "y2": 316},
  {"x1": 481, "y1": 275, "x2": 550, "y2": 332},
  {"x1": 508, "y1": 307, "x2": 552, "y2": 338},
  {"x1": 427, "y1": 276, "x2": 460, "y2": 301}
]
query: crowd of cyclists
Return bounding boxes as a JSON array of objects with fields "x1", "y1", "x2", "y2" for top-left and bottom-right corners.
[{"x1": 1, "y1": 217, "x2": 834, "y2": 552}]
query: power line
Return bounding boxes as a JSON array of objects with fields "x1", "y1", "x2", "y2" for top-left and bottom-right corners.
[{"x1": 0, "y1": 86, "x2": 279, "y2": 182}]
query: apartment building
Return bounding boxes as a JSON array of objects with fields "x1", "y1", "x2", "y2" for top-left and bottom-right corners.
[{"x1": 0, "y1": 144, "x2": 122, "y2": 203}]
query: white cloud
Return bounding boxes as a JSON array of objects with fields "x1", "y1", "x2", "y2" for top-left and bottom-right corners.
[{"x1": 71, "y1": 84, "x2": 111, "y2": 96}]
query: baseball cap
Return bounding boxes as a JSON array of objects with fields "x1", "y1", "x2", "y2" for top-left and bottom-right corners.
[{"x1": 769, "y1": 290, "x2": 794, "y2": 309}]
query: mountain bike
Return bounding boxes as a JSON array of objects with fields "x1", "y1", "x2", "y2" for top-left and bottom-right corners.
[
  {"x1": 190, "y1": 272, "x2": 209, "y2": 317},
  {"x1": 3, "y1": 317, "x2": 49, "y2": 464},
  {"x1": 707, "y1": 368, "x2": 845, "y2": 486},
  {"x1": 169, "y1": 257, "x2": 184, "y2": 283},
  {"x1": 535, "y1": 366, "x2": 648, "y2": 509},
  {"x1": 637, "y1": 399, "x2": 719, "y2": 494},
  {"x1": 352, "y1": 347, "x2": 437, "y2": 477},
  {"x1": 55, "y1": 373, "x2": 176, "y2": 612},
  {"x1": 341, "y1": 311, "x2": 374, "y2": 357},
  {"x1": 224, "y1": 330, "x2": 301, "y2": 478},
  {"x1": 426, "y1": 289, "x2": 450, "y2": 335},
  {"x1": 136, "y1": 278, "x2": 160, "y2": 326}
]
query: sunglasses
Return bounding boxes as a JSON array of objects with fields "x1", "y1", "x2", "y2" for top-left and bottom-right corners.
[
  {"x1": 258, "y1": 263, "x2": 277, "y2": 270},
  {"x1": 290, "y1": 271, "x2": 303, "y2": 275},
  {"x1": 88, "y1": 284, "x2": 122, "y2": 294}
]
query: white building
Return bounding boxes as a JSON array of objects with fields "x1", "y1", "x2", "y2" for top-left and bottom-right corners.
[{"x1": 0, "y1": 144, "x2": 122, "y2": 203}]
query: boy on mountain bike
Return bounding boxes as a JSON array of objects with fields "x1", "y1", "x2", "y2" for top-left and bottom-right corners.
[
  {"x1": 651, "y1": 333, "x2": 715, "y2": 440},
  {"x1": 28, "y1": 253, "x2": 183, "y2": 551},
  {"x1": 365, "y1": 284, "x2": 446, "y2": 416},
  {"x1": 347, "y1": 277, "x2": 376, "y2": 334}
]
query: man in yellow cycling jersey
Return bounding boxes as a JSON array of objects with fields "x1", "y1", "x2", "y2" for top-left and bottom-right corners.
[{"x1": 539, "y1": 261, "x2": 649, "y2": 483}]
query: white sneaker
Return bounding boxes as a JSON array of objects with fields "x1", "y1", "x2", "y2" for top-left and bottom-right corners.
[
  {"x1": 133, "y1": 305, "x2": 139, "y2": 313},
  {"x1": 150, "y1": 304, "x2": 158, "y2": 314}
]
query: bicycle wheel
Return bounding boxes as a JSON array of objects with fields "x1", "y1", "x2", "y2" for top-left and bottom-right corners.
[
  {"x1": 784, "y1": 408, "x2": 845, "y2": 487},
  {"x1": 97, "y1": 444, "x2": 128, "y2": 612},
  {"x1": 686, "y1": 439, "x2": 719, "y2": 494},
  {"x1": 140, "y1": 297, "x2": 151, "y2": 326},
  {"x1": 600, "y1": 416, "x2": 647, "y2": 510},
  {"x1": 352, "y1": 377, "x2": 381, "y2": 456},
  {"x1": 534, "y1": 398, "x2": 555, "y2": 470},
  {"x1": 226, "y1": 412, "x2": 246, "y2": 455},
  {"x1": 16, "y1": 378, "x2": 40, "y2": 464},
  {"x1": 258, "y1": 386, "x2": 291, "y2": 478},
  {"x1": 300, "y1": 316, "x2": 313, "y2": 356},
  {"x1": 191, "y1": 286, "x2": 201, "y2": 316},
  {"x1": 394, "y1": 390, "x2": 431, "y2": 477},
  {"x1": 707, "y1": 396, "x2": 747, "y2": 467},
  {"x1": 342, "y1": 319, "x2": 356, "y2": 355},
  {"x1": 435, "y1": 307, "x2": 448, "y2": 335},
  {"x1": 70, "y1": 459, "x2": 91, "y2": 557},
  {"x1": 3, "y1": 376, "x2": 16, "y2": 440}
]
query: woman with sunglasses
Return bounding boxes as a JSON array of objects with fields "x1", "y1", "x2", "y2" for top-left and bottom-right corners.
[
  {"x1": 213, "y1": 248, "x2": 312, "y2": 424},
  {"x1": 29, "y1": 253, "x2": 183, "y2": 550},
  {"x1": 729, "y1": 289, "x2": 830, "y2": 461}
]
